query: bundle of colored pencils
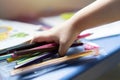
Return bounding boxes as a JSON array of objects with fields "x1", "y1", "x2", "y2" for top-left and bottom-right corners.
[{"x1": 0, "y1": 33, "x2": 99, "y2": 75}]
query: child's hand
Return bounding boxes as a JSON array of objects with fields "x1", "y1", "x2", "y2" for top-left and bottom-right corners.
[
  {"x1": 32, "y1": 0, "x2": 120, "y2": 56},
  {"x1": 32, "y1": 22, "x2": 80, "y2": 56}
]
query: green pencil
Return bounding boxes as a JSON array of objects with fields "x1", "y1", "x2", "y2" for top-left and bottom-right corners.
[{"x1": 16, "y1": 52, "x2": 41, "y2": 64}]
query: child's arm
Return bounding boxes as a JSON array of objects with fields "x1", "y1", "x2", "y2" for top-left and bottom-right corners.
[
  {"x1": 33, "y1": 0, "x2": 120, "y2": 56},
  {"x1": 69, "y1": 0, "x2": 120, "y2": 33}
]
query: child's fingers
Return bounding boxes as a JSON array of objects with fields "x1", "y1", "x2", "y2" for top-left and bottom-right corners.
[
  {"x1": 59, "y1": 44, "x2": 67, "y2": 56},
  {"x1": 32, "y1": 36, "x2": 47, "y2": 42},
  {"x1": 31, "y1": 31, "x2": 56, "y2": 43},
  {"x1": 58, "y1": 40, "x2": 71, "y2": 56}
]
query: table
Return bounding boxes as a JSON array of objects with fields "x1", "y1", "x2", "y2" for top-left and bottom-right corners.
[{"x1": 0, "y1": 34, "x2": 120, "y2": 80}]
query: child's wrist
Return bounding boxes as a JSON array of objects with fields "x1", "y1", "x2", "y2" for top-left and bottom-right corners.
[{"x1": 66, "y1": 19, "x2": 83, "y2": 35}]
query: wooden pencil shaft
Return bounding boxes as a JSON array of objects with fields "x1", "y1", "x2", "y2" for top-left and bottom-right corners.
[
  {"x1": 16, "y1": 52, "x2": 53, "y2": 64},
  {"x1": 0, "y1": 42, "x2": 48, "y2": 55},
  {"x1": 11, "y1": 50, "x2": 93, "y2": 76},
  {"x1": 15, "y1": 52, "x2": 56, "y2": 69},
  {"x1": 7, "y1": 53, "x2": 40, "y2": 63},
  {"x1": 0, "y1": 47, "x2": 55, "y2": 59},
  {"x1": 14, "y1": 46, "x2": 57, "y2": 56},
  {"x1": 13, "y1": 42, "x2": 83, "y2": 56}
]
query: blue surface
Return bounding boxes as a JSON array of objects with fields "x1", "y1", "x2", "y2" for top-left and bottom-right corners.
[{"x1": 0, "y1": 35, "x2": 120, "y2": 80}]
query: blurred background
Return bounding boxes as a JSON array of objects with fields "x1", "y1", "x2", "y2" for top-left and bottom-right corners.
[{"x1": 0, "y1": 0, "x2": 94, "y2": 21}]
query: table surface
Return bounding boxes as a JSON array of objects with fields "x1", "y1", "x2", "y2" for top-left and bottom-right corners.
[{"x1": 0, "y1": 34, "x2": 120, "y2": 80}]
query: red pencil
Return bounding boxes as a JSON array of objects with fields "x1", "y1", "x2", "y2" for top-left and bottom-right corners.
[{"x1": 77, "y1": 33, "x2": 93, "y2": 39}]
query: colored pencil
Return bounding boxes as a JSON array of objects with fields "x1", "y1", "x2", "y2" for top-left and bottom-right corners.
[
  {"x1": 15, "y1": 52, "x2": 56, "y2": 69},
  {"x1": 11, "y1": 50, "x2": 93, "y2": 76},
  {"x1": 0, "y1": 42, "x2": 48, "y2": 55},
  {"x1": 7, "y1": 42, "x2": 83, "y2": 62},
  {"x1": 7, "y1": 52, "x2": 42, "y2": 63},
  {"x1": 77, "y1": 33, "x2": 92, "y2": 39},
  {"x1": 0, "y1": 42, "x2": 83, "y2": 60},
  {"x1": 0, "y1": 43, "x2": 56, "y2": 60},
  {"x1": 0, "y1": 33, "x2": 92, "y2": 55},
  {"x1": 12, "y1": 42, "x2": 83, "y2": 56}
]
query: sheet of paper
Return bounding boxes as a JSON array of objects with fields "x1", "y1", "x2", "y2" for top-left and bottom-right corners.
[
  {"x1": 81, "y1": 21, "x2": 120, "y2": 40},
  {"x1": 0, "y1": 19, "x2": 43, "y2": 50}
]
